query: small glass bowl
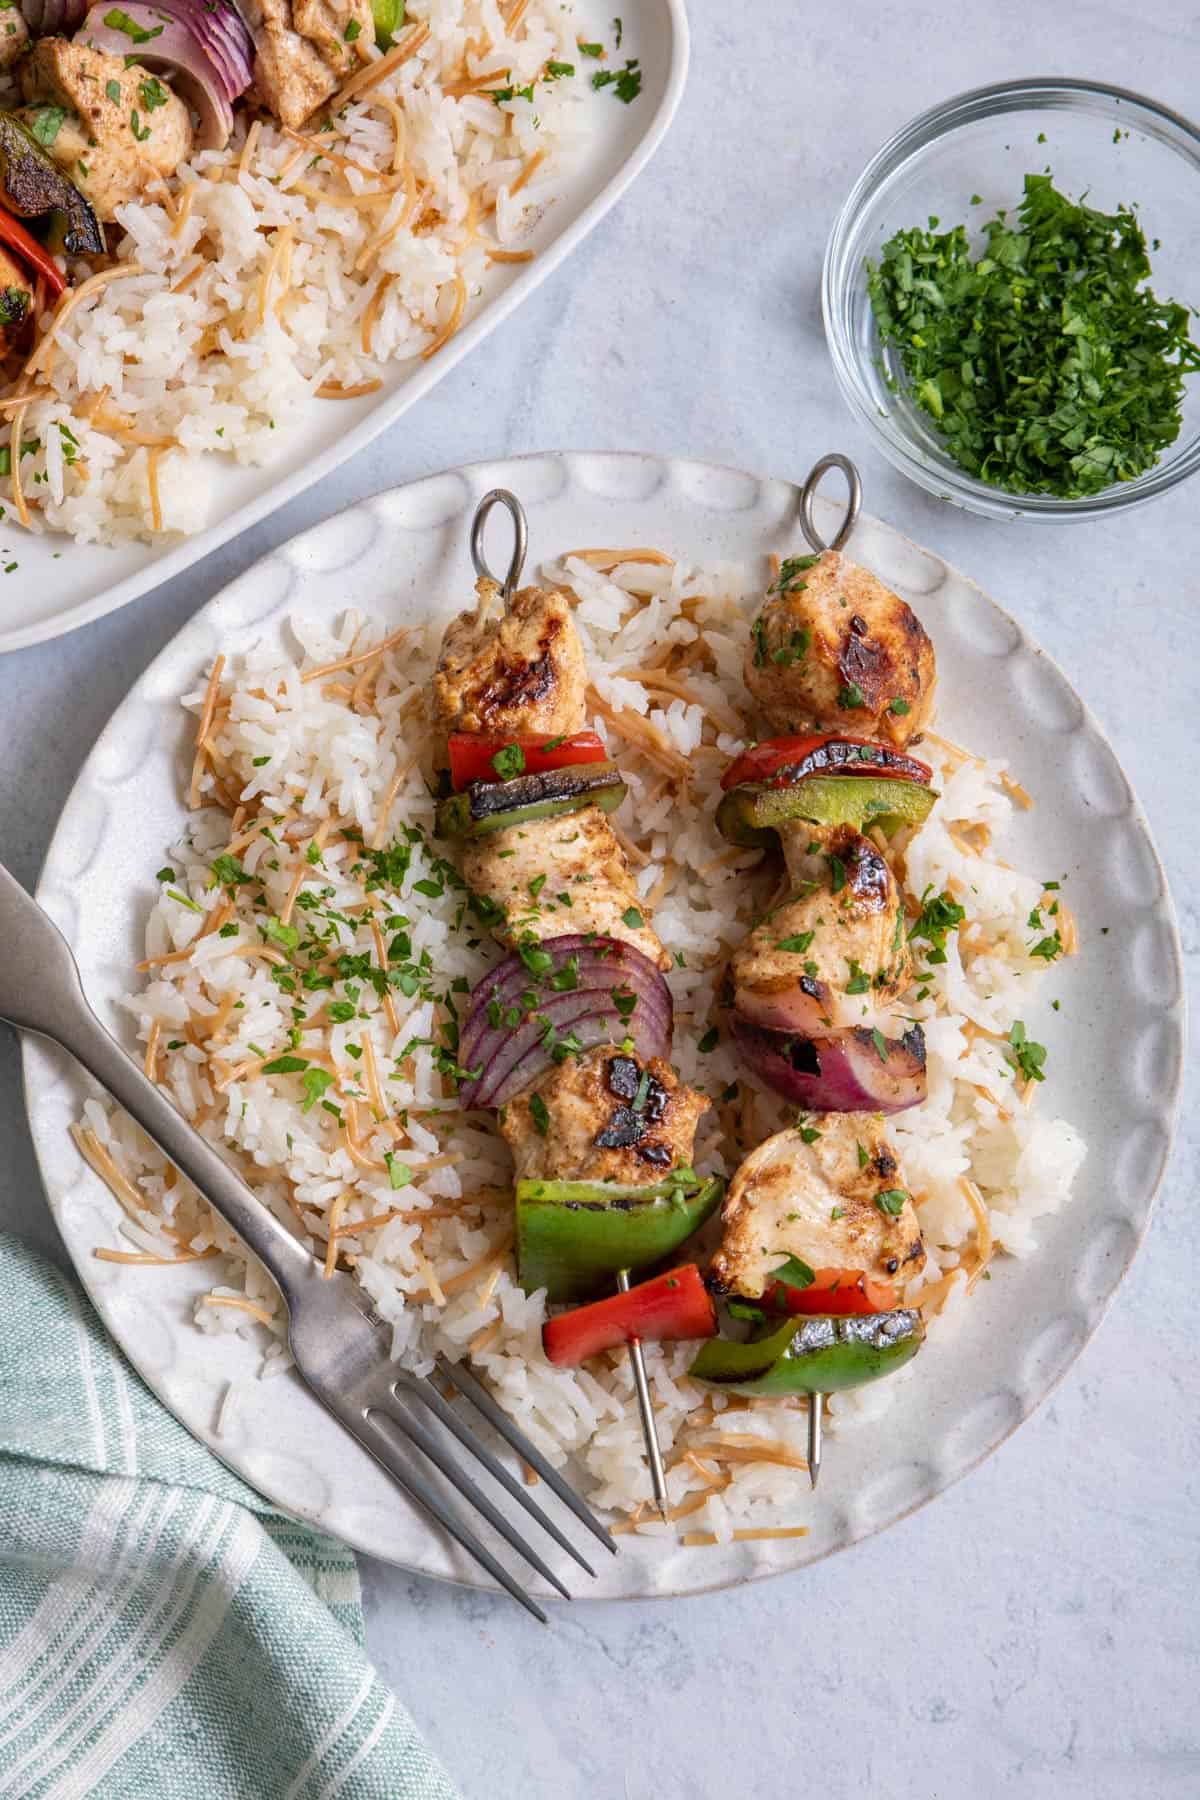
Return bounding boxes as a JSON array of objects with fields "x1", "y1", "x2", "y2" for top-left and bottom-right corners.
[{"x1": 822, "y1": 78, "x2": 1200, "y2": 520}]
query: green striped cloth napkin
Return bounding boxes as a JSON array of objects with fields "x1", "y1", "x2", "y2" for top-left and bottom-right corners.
[{"x1": 0, "y1": 1232, "x2": 459, "y2": 1800}]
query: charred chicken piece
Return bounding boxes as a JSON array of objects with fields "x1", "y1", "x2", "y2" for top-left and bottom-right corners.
[
  {"x1": 459, "y1": 806, "x2": 670, "y2": 971},
  {"x1": 501, "y1": 1046, "x2": 710, "y2": 1188},
  {"x1": 241, "y1": 0, "x2": 374, "y2": 130},
  {"x1": 711, "y1": 1114, "x2": 925, "y2": 1298},
  {"x1": 19, "y1": 40, "x2": 192, "y2": 221},
  {"x1": 732, "y1": 822, "x2": 909, "y2": 1036},
  {"x1": 434, "y1": 581, "x2": 589, "y2": 758},
  {"x1": 746, "y1": 551, "x2": 936, "y2": 748}
]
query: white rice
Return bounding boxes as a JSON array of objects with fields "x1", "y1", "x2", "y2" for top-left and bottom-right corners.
[
  {"x1": 78, "y1": 550, "x2": 1086, "y2": 1538},
  {"x1": 1, "y1": 0, "x2": 600, "y2": 544}
]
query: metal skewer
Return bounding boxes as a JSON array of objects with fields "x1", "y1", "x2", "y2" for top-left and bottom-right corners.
[
  {"x1": 617, "y1": 1268, "x2": 671, "y2": 1523},
  {"x1": 807, "y1": 1391, "x2": 823, "y2": 1491},
  {"x1": 471, "y1": 489, "x2": 673, "y2": 1529}
]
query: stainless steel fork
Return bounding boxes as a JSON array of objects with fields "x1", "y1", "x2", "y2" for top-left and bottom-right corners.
[{"x1": 0, "y1": 860, "x2": 614, "y2": 1620}]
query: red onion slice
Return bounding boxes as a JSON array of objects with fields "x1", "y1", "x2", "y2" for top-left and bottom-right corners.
[
  {"x1": 461, "y1": 935, "x2": 672, "y2": 1062},
  {"x1": 80, "y1": 4, "x2": 236, "y2": 148},
  {"x1": 21, "y1": 0, "x2": 89, "y2": 34},
  {"x1": 732, "y1": 1015, "x2": 927, "y2": 1114},
  {"x1": 461, "y1": 935, "x2": 674, "y2": 1109}
]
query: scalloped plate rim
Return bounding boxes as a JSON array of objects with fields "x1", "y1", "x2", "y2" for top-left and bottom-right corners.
[{"x1": 21, "y1": 448, "x2": 1185, "y2": 1602}]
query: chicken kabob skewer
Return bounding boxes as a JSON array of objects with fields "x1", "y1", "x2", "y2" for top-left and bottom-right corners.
[
  {"x1": 696, "y1": 456, "x2": 941, "y2": 1487},
  {"x1": 432, "y1": 491, "x2": 723, "y2": 1527}
]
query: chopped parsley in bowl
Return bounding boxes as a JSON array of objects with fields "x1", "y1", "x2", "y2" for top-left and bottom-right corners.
[{"x1": 824, "y1": 79, "x2": 1200, "y2": 519}]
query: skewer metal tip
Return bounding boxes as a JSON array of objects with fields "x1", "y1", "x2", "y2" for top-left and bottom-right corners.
[
  {"x1": 616, "y1": 1269, "x2": 672, "y2": 1527},
  {"x1": 807, "y1": 1391, "x2": 824, "y2": 1491}
]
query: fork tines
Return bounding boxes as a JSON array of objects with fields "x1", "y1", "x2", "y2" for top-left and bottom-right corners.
[{"x1": 345, "y1": 1354, "x2": 615, "y2": 1621}]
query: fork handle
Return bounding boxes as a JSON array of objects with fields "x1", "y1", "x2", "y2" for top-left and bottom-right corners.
[{"x1": 43, "y1": 992, "x2": 315, "y2": 1303}]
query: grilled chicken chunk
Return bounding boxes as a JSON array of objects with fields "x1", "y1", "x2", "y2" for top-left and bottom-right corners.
[
  {"x1": 242, "y1": 0, "x2": 373, "y2": 129},
  {"x1": 0, "y1": 248, "x2": 33, "y2": 357},
  {"x1": 711, "y1": 1115, "x2": 925, "y2": 1297},
  {"x1": 0, "y1": 6, "x2": 29, "y2": 70},
  {"x1": 460, "y1": 808, "x2": 669, "y2": 971},
  {"x1": 745, "y1": 551, "x2": 936, "y2": 748},
  {"x1": 501, "y1": 1046, "x2": 710, "y2": 1187},
  {"x1": 434, "y1": 581, "x2": 588, "y2": 757},
  {"x1": 733, "y1": 822, "x2": 909, "y2": 1036},
  {"x1": 20, "y1": 40, "x2": 193, "y2": 221}
]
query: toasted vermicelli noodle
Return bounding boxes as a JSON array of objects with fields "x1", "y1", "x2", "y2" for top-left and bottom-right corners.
[{"x1": 77, "y1": 549, "x2": 1085, "y2": 1536}]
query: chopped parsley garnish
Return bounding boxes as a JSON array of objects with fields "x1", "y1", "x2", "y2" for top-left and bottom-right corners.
[
  {"x1": 866, "y1": 173, "x2": 1200, "y2": 498},
  {"x1": 875, "y1": 1189, "x2": 909, "y2": 1216},
  {"x1": 612, "y1": 988, "x2": 637, "y2": 1018},
  {"x1": 856, "y1": 1140, "x2": 869, "y2": 1169},
  {"x1": 750, "y1": 617, "x2": 769, "y2": 668},
  {"x1": 770, "y1": 627, "x2": 810, "y2": 667},
  {"x1": 1029, "y1": 930, "x2": 1063, "y2": 961},
  {"x1": 529, "y1": 1093, "x2": 550, "y2": 1136},
  {"x1": 528, "y1": 872, "x2": 546, "y2": 900},
  {"x1": 578, "y1": 39, "x2": 603, "y2": 55},
  {"x1": 29, "y1": 106, "x2": 67, "y2": 148},
  {"x1": 105, "y1": 79, "x2": 122, "y2": 103},
  {"x1": 545, "y1": 60, "x2": 574, "y2": 78},
  {"x1": 591, "y1": 59, "x2": 642, "y2": 101},
  {"x1": 490, "y1": 742, "x2": 525, "y2": 780},
  {"x1": 622, "y1": 906, "x2": 644, "y2": 930},
  {"x1": 844, "y1": 959, "x2": 870, "y2": 995},
  {"x1": 828, "y1": 854, "x2": 847, "y2": 893},
  {"x1": 769, "y1": 1255, "x2": 815, "y2": 1290},
  {"x1": 870, "y1": 1027, "x2": 889, "y2": 1062},
  {"x1": 262, "y1": 1054, "x2": 308, "y2": 1074},
  {"x1": 264, "y1": 916, "x2": 300, "y2": 952},
  {"x1": 697, "y1": 1026, "x2": 719, "y2": 1054},
  {"x1": 888, "y1": 697, "x2": 912, "y2": 716},
  {"x1": 1006, "y1": 1019, "x2": 1047, "y2": 1084},
  {"x1": 210, "y1": 853, "x2": 252, "y2": 888},
  {"x1": 772, "y1": 553, "x2": 819, "y2": 592},
  {"x1": 328, "y1": 1000, "x2": 357, "y2": 1023},
  {"x1": 344, "y1": 16, "x2": 360, "y2": 37},
  {"x1": 155, "y1": 865, "x2": 175, "y2": 883},
  {"x1": 104, "y1": 8, "x2": 162, "y2": 42},
  {"x1": 777, "y1": 930, "x2": 815, "y2": 954},
  {"x1": 836, "y1": 682, "x2": 866, "y2": 709},
  {"x1": 909, "y1": 886, "x2": 965, "y2": 963},
  {"x1": 166, "y1": 888, "x2": 200, "y2": 913},
  {"x1": 384, "y1": 1152, "x2": 413, "y2": 1190},
  {"x1": 490, "y1": 82, "x2": 535, "y2": 104},
  {"x1": 138, "y1": 75, "x2": 169, "y2": 111},
  {"x1": 130, "y1": 110, "x2": 150, "y2": 143},
  {"x1": 300, "y1": 1068, "x2": 335, "y2": 1112}
]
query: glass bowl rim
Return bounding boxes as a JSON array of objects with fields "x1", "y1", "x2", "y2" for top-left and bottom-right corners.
[{"x1": 822, "y1": 76, "x2": 1200, "y2": 520}]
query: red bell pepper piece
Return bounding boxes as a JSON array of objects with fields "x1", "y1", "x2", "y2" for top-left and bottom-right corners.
[
  {"x1": 765, "y1": 1266, "x2": 897, "y2": 1317},
  {"x1": 0, "y1": 205, "x2": 66, "y2": 302},
  {"x1": 542, "y1": 1264, "x2": 717, "y2": 1367},
  {"x1": 448, "y1": 730, "x2": 608, "y2": 791},
  {"x1": 720, "y1": 734, "x2": 931, "y2": 792}
]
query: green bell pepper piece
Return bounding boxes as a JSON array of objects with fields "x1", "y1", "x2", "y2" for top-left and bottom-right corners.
[
  {"x1": 688, "y1": 1308, "x2": 923, "y2": 1395},
  {"x1": 716, "y1": 775, "x2": 937, "y2": 848},
  {"x1": 371, "y1": 0, "x2": 404, "y2": 45},
  {"x1": 435, "y1": 761, "x2": 626, "y2": 840},
  {"x1": 516, "y1": 1174, "x2": 725, "y2": 1303}
]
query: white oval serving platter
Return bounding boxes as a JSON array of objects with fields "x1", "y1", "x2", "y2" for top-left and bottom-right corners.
[
  {"x1": 0, "y1": 0, "x2": 688, "y2": 654},
  {"x1": 22, "y1": 451, "x2": 1184, "y2": 1601}
]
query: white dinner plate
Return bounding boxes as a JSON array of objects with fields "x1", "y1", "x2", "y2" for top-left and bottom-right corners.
[
  {"x1": 23, "y1": 451, "x2": 1184, "y2": 1601},
  {"x1": 0, "y1": 2, "x2": 688, "y2": 655}
]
